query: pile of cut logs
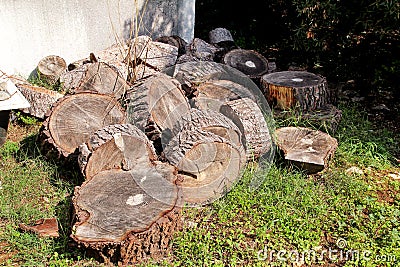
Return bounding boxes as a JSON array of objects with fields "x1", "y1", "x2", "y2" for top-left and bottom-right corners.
[
  {"x1": 14, "y1": 32, "x2": 274, "y2": 265},
  {"x1": 12, "y1": 28, "x2": 340, "y2": 265}
]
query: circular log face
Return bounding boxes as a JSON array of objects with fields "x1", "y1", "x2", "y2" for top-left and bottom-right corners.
[
  {"x1": 37, "y1": 55, "x2": 67, "y2": 84},
  {"x1": 263, "y1": 71, "x2": 324, "y2": 87},
  {"x1": 223, "y1": 49, "x2": 268, "y2": 78},
  {"x1": 47, "y1": 93, "x2": 126, "y2": 156},
  {"x1": 72, "y1": 167, "x2": 178, "y2": 243}
]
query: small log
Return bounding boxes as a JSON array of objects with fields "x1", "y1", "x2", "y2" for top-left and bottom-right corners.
[
  {"x1": 40, "y1": 93, "x2": 126, "y2": 158},
  {"x1": 209, "y1": 28, "x2": 234, "y2": 45},
  {"x1": 220, "y1": 98, "x2": 273, "y2": 160},
  {"x1": 155, "y1": 35, "x2": 187, "y2": 56},
  {"x1": 71, "y1": 166, "x2": 181, "y2": 265},
  {"x1": 273, "y1": 104, "x2": 342, "y2": 134},
  {"x1": 129, "y1": 36, "x2": 178, "y2": 72},
  {"x1": 187, "y1": 38, "x2": 219, "y2": 61},
  {"x1": 169, "y1": 108, "x2": 244, "y2": 149},
  {"x1": 275, "y1": 127, "x2": 338, "y2": 174},
  {"x1": 164, "y1": 128, "x2": 246, "y2": 205},
  {"x1": 61, "y1": 62, "x2": 129, "y2": 100},
  {"x1": 223, "y1": 49, "x2": 269, "y2": 80},
  {"x1": 16, "y1": 83, "x2": 64, "y2": 119},
  {"x1": 126, "y1": 73, "x2": 190, "y2": 144},
  {"x1": 78, "y1": 124, "x2": 157, "y2": 180},
  {"x1": 93, "y1": 43, "x2": 130, "y2": 80},
  {"x1": 193, "y1": 79, "x2": 256, "y2": 111},
  {"x1": 37, "y1": 55, "x2": 67, "y2": 85},
  {"x1": 261, "y1": 71, "x2": 331, "y2": 111}
]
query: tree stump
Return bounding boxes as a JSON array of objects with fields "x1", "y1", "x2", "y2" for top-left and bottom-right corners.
[
  {"x1": 71, "y1": 166, "x2": 181, "y2": 265},
  {"x1": 220, "y1": 97, "x2": 273, "y2": 160},
  {"x1": 16, "y1": 83, "x2": 64, "y2": 119},
  {"x1": 261, "y1": 71, "x2": 331, "y2": 111},
  {"x1": 61, "y1": 62, "x2": 129, "y2": 100},
  {"x1": 126, "y1": 73, "x2": 190, "y2": 147},
  {"x1": 275, "y1": 127, "x2": 338, "y2": 174},
  {"x1": 40, "y1": 93, "x2": 126, "y2": 158},
  {"x1": 78, "y1": 124, "x2": 157, "y2": 180},
  {"x1": 164, "y1": 128, "x2": 246, "y2": 205},
  {"x1": 192, "y1": 79, "x2": 256, "y2": 111},
  {"x1": 209, "y1": 28, "x2": 234, "y2": 45},
  {"x1": 223, "y1": 49, "x2": 269, "y2": 80},
  {"x1": 37, "y1": 55, "x2": 67, "y2": 85}
]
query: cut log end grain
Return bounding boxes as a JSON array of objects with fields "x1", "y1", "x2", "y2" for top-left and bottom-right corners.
[
  {"x1": 275, "y1": 127, "x2": 338, "y2": 174},
  {"x1": 71, "y1": 165, "x2": 181, "y2": 264},
  {"x1": 40, "y1": 93, "x2": 126, "y2": 158},
  {"x1": 223, "y1": 49, "x2": 269, "y2": 79},
  {"x1": 164, "y1": 129, "x2": 246, "y2": 205},
  {"x1": 261, "y1": 71, "x2": 332, "y2": 111},
  {"x1": 220, "y1": 98, "x2": 273, "y2": 160},
  {"x1": 78, "y1": 124, "x2": 157, "y2": 180},
  {"x1": 37, "y1": 55, "x2": 67, "y2": 85}
]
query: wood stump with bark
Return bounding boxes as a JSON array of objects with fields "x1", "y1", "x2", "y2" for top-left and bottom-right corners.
[
  {"x1": 220, "y1": 97, "x2": 272, "y2": 160},
  {"x1": 126, "y1": 73, "x2": 190, "y2": 148},
  {"x1": 71, "y1": 166, "x2": 181, "y2": 265},
  {"x1": 40, "y1": 92, "x2": 126, "y2": 158},
  {"x1": 16, "y1": 83, "x2": 64, "y2": 119},
  {"x1": 61, "y1": 62, "x2": 129, "y2": 100},
  {"x1": 164, "y1": 126, "x2": 246, "y2": 205},
  {"x1": 78, "y1": 124, "x2": 157, "y2": 180},
  {"x1": 275, "y1": 127, "x2": 338, "y2": 174},
  {"x1": 223, "y1": 49, "x2": 269, "y2": 80},
  {"x1": 209, "y1": 28, "x2": 234, "y2": 45},
  {"x1": 261, "y1": 71, "x2": 332, "y2": 111},
  {"x1": 37, "y1": 55, "x2": 67, "y2": 85}
]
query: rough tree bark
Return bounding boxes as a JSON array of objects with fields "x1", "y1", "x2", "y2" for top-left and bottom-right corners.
[
  {"x1": 261, "y1": 71, "x2": 332, "y2": 111},
  {"x1": 71, "y1": 166, "x2": 181, "y2": 265},
  {"x1": 61, "y1": 62, "x2": 129, "y2": 100},
  {"x1": 39, "y1": 92, "x2": 126, "y2": 158},
  {"x1": 78, "y1": 124, "x2": 158, "y2": 180},
  {"x1": 220, "y1": 97, "x2": 272, "y2": 160},
  {"x1": 275, "y1": 126, "x2": 338, "y2": 174},
  {"x1": 164, "y1": 128, "x2": 246, "y2": 205}
]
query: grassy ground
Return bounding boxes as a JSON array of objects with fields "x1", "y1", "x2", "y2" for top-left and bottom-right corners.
[{"x1": 0, "y1": 101, "x2": 399, "y2": 266}]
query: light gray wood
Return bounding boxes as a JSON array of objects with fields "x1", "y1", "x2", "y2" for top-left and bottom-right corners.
[
  {"x1": 275, "y1": 127, "x2": 338, "y2": 174},
  {"x1": 78, "y1": 124, "x2": 157, "y2": 180},
  {"x1": 37, "y1": 55, "x2": 67, "y2": 85},
  {"x1": 209, "y1": 28, "x2": 234, "y2": 44},
  {"x1": 220, "y1": 97, "x2": 272, "y2": 160},
  {"x1": 40, "y1": 93, "x2": 126, "y2": 158}
]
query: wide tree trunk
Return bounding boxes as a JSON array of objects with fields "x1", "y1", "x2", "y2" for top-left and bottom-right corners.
[
  {"x1": 220, "y1": 97, "x2": 273, "y2": 160},
  {"x1": 223, "y1": 49, "x2": 269, "y2": 80},
  {"x1": 40, "y1": 92, "x2": 126, "y2": 158},
  {"x1": 78, "y1": 124, "x2": 158, "y2": 180},
  {"x1": 164, "y1": 128, "x2": 246, "y2": 205},
  {"x1": 71, "y1": 165, "x2": 181, "y2": 265},
  {"x1": 275, "y1": 127, "x2": 338, "y2": 174},
  {"x1": 261, "y1": 71, "x2": 332, "y2": 111}
]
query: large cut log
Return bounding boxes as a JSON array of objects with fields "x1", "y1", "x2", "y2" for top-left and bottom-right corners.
[
  {"x1": 93, "y1": 43, "x2": 130, "y2": 80},
  {"x1": 223, "y1": 49, "x2": 269, "y2": 80},
  {"x1": 16, "y1": 83, "x2": 64, "y2": 119},
  {"x1": 78, "y1": 124, "x2": 157, "y2": 180},
  {"x1": 40, "y1": 93, "x2": 126, "y2": 158},
  {"x1": 164, "y1": 129, "x2": 246, "y2": 205},
  {"x1": 193, "y1": 79, "x2": 256, "y2": 111},
  {"x1": 220, "y1": 98, "x2": 273, "y2": 160},
  {"x1": 37, "y1": 55, "x2": 67, "y2": 85},
  {"x1": 273, "y1": 104, "x2": 342, "y2": 134},
  {"x1": 164, "y1": 61, "x2": 264, "y2": 102},
  {"x1": 168, "y1": 108, "x2": 244, "y2": 149},
  {"x1": 61, "y1": 62, "x2": 129, "y2": 100},
  {"x1": 275, "y1": 127, "x2": 338, "y2": 174},
  {"x1": 261, "y1": 71, "x2": 332, "y2": 111},
  {"x1": 126, "y1": 73, "x2": 190, "y2": 147},
  {"x1": 71, "y1": 166, "x2": 181, "y2": 265}
]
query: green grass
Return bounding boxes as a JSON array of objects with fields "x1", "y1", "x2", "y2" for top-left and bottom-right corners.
[{"x1": 0, "y1": 103, "x2": 399, "y2": 266}]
